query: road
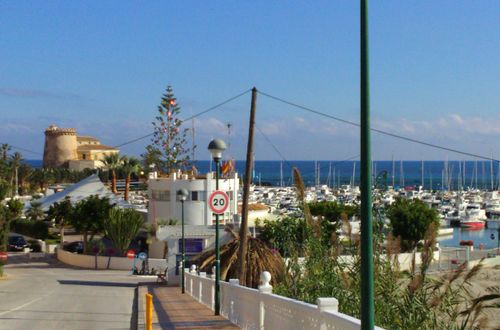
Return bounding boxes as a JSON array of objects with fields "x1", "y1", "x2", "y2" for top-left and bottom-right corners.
[{"x1": 0, "y1": 253, "x2": 154, "y2": 329}]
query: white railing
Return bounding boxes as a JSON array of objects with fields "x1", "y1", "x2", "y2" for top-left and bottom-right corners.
[{"x1": 184, "y1": 267, "x2": 384, "y2": 330}]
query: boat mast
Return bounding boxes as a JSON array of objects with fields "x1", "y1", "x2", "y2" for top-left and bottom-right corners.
[
  {"x1": 391, "y1": 154, "x2": 395, "y2": 188},
  {"x1": 280, "y1": 161, "x2": 283, "y2": 187},
  {"x1": 352, "y1": 161, "x2": 356, "y2": 187},
  {"x1": 458, "y1": 161, "x2": 462, "y2": 192},
  {"x1": 421, "y1": 159, "x2": 424, "y2": 189},
  {"x1": 474, "y1": 160, "x2": 478, "y2": 189},
  {"x1": 317, "y1": 161, "x2": 321, "y2": 187},
  {"x1": 327, "y1": 162, "x2": 332, "y2": 188},
  {"x1": 482, "y1": 161, "x2": 486, "y2": 190},
  {"x1": 400, "y1": 160, "x2": 404, "y2": 188},
  {"x1": 490, "y1": 156, "x2": 494, "y2": 191}
]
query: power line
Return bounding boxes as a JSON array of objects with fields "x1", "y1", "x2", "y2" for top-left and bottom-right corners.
[
  {"x1": 255, "y1": 122, "x2": 359, "y2": 180},
  {"x1": 113, "y1": 88, "x2": 252, "y2": 148},
  {"x1": 8, "y1": 145, "x2": 42, "y2": 156},
  {"x1": 258, "y1": 90, "x2": 500, "y2": 163}
]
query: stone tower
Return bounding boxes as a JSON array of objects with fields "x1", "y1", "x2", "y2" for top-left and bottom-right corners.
[{"x1": 42, "y1": 124, "x2": 78, "y2": 168}]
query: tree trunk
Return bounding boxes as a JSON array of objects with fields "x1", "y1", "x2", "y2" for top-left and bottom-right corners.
[
  {"x1": 83, "y1": 231, "x2": 89, "y2": 254},
  {"x1": 111, "y1": 170, "x2": 117, "y2": 194},
  {"x1": 124, "y1": 175, "x2": 130, "y2": 201},
  {"x1": 59, "y1": 225, "x2": 65, "y2": 245}
]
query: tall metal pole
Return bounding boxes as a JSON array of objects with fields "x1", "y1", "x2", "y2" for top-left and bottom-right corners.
[
  {"x1": 181, "y1": 199, "x2": 185, "y2": 294},
  {"x1": 360, "y1": 0, "x2": 374, "y2": 329},
  {"x1": 214, "y1": 159, "x2": 221, "y2": 315},
  {"x1": 237, "y1": 87, "x2": 257, "y2": 286}
]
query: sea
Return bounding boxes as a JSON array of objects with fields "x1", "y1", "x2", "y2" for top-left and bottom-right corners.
[{"x1": 27, "y1": 159, "x2": 500, "y2": 190}]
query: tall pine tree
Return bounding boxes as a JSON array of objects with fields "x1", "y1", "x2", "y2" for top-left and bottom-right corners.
[{"x1": 148, "y1": 86, "x2": 192, "y2": 173}]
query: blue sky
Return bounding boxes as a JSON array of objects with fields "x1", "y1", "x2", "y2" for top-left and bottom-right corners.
[{"x1": 0, "y1": 1, "x2": 498, "y2": 161}]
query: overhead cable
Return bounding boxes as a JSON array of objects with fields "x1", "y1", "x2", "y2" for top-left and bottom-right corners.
[{"x1": 258, "y1": 90, "x2": 500, "y2": 163}]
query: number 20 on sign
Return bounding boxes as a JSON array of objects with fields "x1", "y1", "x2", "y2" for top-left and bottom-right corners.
[{"x1": 208, "y1": 190, "x2": 229, "y2": 214}]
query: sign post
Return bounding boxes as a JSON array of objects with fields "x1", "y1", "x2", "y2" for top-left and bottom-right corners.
[
  {"x1": 209, "y1": 189, "x2": 228, "y2": 315},
  {"x1": 127, "y1": 250, "x2": 136, "y2": 274}
]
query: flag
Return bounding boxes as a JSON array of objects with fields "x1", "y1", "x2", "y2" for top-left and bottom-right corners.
[{"x1": 221, "y1": 159, "x2": 235, "y2": 177}]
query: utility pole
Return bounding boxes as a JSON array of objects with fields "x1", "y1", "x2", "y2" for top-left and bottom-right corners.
[
  {"x1": 360, "y1": 0, "x2": 374, "y2": 329},
  {"x1": 237, "y1": 87, "x2": 257, "y2": 286}
]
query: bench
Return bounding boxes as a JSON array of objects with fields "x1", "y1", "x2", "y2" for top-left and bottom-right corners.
[{"x1": 157, "y1": 268, "x2": 168, "y2": 284}]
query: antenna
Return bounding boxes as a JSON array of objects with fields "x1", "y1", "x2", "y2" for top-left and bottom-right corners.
[
  {"x1": 191, "y1": 118, "x2": 196, "y2": 162},
  {"x1": 226, "y1": 122, "x2": 232, "y2": 158}
]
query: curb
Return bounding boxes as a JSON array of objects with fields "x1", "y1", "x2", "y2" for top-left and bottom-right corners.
[{"x1": 137, "y1": 285, "x2": 148, "y2": 330}]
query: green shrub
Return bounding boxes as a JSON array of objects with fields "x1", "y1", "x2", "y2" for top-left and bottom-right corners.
[{"x1": 10, "y1": 220, "x2": 49, "y2": 240}]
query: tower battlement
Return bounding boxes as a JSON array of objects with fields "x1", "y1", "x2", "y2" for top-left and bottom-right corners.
[{"x1": 44, "y1": 124, "x2": 76, "y2": 136}]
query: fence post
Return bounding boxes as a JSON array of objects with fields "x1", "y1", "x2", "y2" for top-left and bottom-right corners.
[
  {"x1": 145, "y1": 293, "x2": 153, "y2": 330},
  {"x1": 185, "y1": 268, "x2": 190, "y2": 293},
  {"x1": 465, "y1": 246, "x2": 471, "y2": 269},
  {"x1": 317, "y1": 297, "x2": 339, "y2": 330},
  {"x1": 211, "y1": 266, "x2": 216, "y2": 310},
  {"x1": 258, "y1": 271, "x2": 273, "y2": 330}
]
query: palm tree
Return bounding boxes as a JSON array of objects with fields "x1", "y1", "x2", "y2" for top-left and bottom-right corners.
[
  {"x1": 30, "y1": 168, "x2": 53, "y2": 193},
  {"x1": 9, "y1": 152, "x2": 23, "y2": 197},
  {"x1": 121, "y1": 156, "x2": 141, "y2": 201},
  {"x1": 102, "y1": 153, "x2": 122, "y2": 194},
  {"x1": 17, "y1": 163, "x2": 32, "y2": 195},
  {"x1": 26, "y1": 201, "x2": 45, "y2": 221},
  {"x1": 0, "y1": 144, "x2": 11, "y2": 162},
  {"x1": 102, "y1": 208, "x2": 144, "y2": 255},
  {"x1": 194, "y1": 227, "x2": 285, "y2": 288}
]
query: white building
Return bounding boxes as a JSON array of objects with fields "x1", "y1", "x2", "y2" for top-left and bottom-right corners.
[
  {"x1": 147, "y1": 171, "x2": 239, "y2": 283},
  {"x1": 148, "y1": 171, "x2": 239, "y2": 226}
]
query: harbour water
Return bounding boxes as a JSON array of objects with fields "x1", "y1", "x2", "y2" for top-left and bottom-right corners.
[{"x1": 438, "y1": 227, "x2": 499, "y2": 250}]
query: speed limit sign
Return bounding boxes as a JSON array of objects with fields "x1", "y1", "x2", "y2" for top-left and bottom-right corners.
[{"x1": 208, "y1": 190, "x2": 229, "y2": 214}]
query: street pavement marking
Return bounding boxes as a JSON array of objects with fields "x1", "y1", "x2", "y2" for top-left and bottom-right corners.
[{"x1": 0, "y1": 297, "x2": 43, "y2": 317}]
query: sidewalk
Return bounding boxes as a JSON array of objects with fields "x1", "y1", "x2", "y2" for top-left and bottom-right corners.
[{"x1": 138, "y1": 284, "x2": 239, "y2": 329}]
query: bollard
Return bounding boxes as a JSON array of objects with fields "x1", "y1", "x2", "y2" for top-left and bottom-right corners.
[{"x1": 145, "y1": 293, "x2": 153, "y2": 330}]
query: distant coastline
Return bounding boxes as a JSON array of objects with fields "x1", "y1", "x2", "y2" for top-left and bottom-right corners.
[{"x1": 26, "y1": 159, "x2": 499, "y2": 190}]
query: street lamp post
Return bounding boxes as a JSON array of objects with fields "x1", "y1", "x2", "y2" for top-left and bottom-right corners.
[
  {"x1": 177, "y1": 188, "x2": 188, "y2": 294},
  {"x1": 208, "y1": 138, "x2": 226, "y2": 316}
]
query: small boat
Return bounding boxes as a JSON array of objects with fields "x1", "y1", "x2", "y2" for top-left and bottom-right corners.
[
  {"x1": 460, "y1": 218, "x2": 485, "y2": 229},
  {"x1": 486, "y1": 210, "x2": 500, "y2": 229}
]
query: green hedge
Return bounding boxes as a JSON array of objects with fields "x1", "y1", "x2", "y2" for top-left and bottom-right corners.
[{"x1": 10, "y1": 220, "x2": 49, "y2": 240}]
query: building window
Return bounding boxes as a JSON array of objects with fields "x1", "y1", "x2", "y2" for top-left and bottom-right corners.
[
  {"x1": 82, "y1": 154, "x2": 86, "y2": 160},
  {"x1": 178, "y1": 239, "x2": 204, "y2": 253},
  {"x1": 190, "y1": 191, "x2": 206, "y2": 201},
  {"x1": 151, "y1": 190, "x2": 170, "y2": 201}
]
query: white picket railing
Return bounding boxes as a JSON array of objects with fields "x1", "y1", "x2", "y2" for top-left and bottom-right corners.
[{"x1": 184, "y1": 266, "x2": 384, "y2": 330}]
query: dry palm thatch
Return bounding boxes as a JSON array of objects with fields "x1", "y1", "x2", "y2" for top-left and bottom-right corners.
[{"x1": 193, "y1": 227, "x2": 285, "y2": 288}]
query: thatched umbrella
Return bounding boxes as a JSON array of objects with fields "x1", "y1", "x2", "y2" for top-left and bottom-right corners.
[{"x1": 193, "y1": 227, "x2": 285, "y2": 288}]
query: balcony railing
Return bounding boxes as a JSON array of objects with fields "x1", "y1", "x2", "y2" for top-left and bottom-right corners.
[{"x1": 184, "y1": 267, "x2": 384, "y2": 330}]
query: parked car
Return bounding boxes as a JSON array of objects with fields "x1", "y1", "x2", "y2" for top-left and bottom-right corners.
[
  {"x1": 8, "y1": 234, "x2": 28, "y2": 251},
  {"x1": 63, "y1": 241, "x2": 84, "y2": 254}
]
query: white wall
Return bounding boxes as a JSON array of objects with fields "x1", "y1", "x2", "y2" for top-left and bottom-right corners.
[
  {"x1": 148, "y1": 172, "x2": 239, "y2": 226},
  {"x1": 57, "y1": 248, "x2": 167, "y2": 271}
]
